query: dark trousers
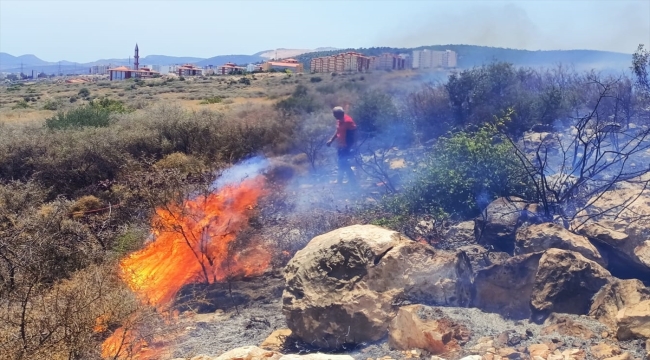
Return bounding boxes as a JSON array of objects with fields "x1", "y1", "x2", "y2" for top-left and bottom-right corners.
[{"x1": 337, "y1": 147, "x2": 356, "y2": 184}]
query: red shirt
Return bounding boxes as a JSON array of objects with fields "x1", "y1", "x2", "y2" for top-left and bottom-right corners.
[{"x1": 335, "y1": 114, "x2": 357, "y2": 147}]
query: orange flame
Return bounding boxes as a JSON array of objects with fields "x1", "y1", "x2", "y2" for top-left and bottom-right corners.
[{"x1": 120, "y1": 176, "x2": 271, "y2": 307}]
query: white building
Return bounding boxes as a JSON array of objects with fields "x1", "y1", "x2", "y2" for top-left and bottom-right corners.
[
  {"x1": 411, "y1": 49, "x2": 458, "y2": 69},
  {"x1": 246, "y1": 64, "x2": 257, "y2": 72}
]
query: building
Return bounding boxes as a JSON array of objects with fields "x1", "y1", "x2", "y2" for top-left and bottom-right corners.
[
  {"x1": 108, "y1": 66, "x2": 159, "y2": 80},
  {"x1": 309, "y1": 52, "x2": 372, "y2": 73},
  {"x1": 411, "y1": 49, "x2": 458, "y2": 69},
  {"x1": 373, "y1": 53, "x2": 406, "y2": 71},
  {"x1": 177, "y1": 64, "x2": 203, "y2": 76},
  {"x1": 89, "y1": 65, "x2": 111, "y2": 75},
  {"x1": 261, "y1": 58, "x2": 304, "y2": 73},
  {"x1": 216, "y1": 62, "x2": 245, "y2": 75}
]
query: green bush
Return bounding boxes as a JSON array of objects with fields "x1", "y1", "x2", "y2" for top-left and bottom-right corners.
[
  {"x1": 78, "y1": 88, "x2": 90, "y2": 97},
  {"x1": 89, "y1": 97, "x2": 131, "y2": 113},
  {"x1": 386, "y1": 122, "x2": 535, "y2": 218},
  {"x1": 45, "y1": 106, "x2": 111, "y2": 129},
  {"x1": 200, "y1": 96, "x2": 222, "y2": 104},
  {"x1": 310, "y1": 76, "x2": 322, "y2": 83},
  {"x1": 275, "y1": 85, "x2": 318, "y2": 114},
  {"x1": 12, "y1": 100, "x2": 29, "y2": 109},
  {"x1": 350, "y1": 90, "x2": 398, "y2": 135}
]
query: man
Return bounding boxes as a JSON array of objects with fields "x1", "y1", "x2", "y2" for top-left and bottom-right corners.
[{"x1": 326, "y1": 106, "x2": 357, "y2": 185}]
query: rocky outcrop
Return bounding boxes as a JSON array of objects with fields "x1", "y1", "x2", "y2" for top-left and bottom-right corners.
[
  {"x1": 282, "y1": 225, "x2": 472, "y2": 349},
  {"x1": 475, "y1": 197, "x2": 528, "y2": 253},
  {"x1": 445, "y1": 221, "x2": 476, "y2": 245},
  {"x1": 589, "y1": 279, "x2": 650, "y2": 329},
  {"x1": 530, "y1": 249, "x2": 611, "y2": 322},
  {"x1": 473, "y1": 253, "x2": 543, "y2": 319},
  {"x1": 260, "y1": 329, "x2": 293, "y2": 352},
  {"x1": 578, "y1": 221, "x2": 650, "y2": 279},
  {"x1": 515, "y1": 223, "x2": 606, "y2": 266},
  {"x1": 388, "y1": 304, "x2": 469, "y2": 355},
  {"x1": 616, "y1": 300, "x2": 650, "y2": 340}
]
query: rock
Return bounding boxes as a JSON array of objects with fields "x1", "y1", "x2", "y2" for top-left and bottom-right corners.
[
  {"x1": 283, "y1": 225, "x2": 472, "y2": 349},
  {"x1": 528, "y1": 344, "x2": 551, "y2": 359},
  {"x1": 473, "y1": 253, "x2": 543, "y2": 319},
  {"x1": 214, "y1": 346, "x2": 282, "y2": 360},
  {"x1": 279, "y1": 354, "x2": 354, "y2": 360},
  {"x1": 602, "y1": 354, "x2": 632, "y2": 360},
  {"x1": 260, "y1": 329, "x2": 292, "y2": 352},
  {"x1": 616, "y1": 300, "x2": 650, "y2": 340},
  {"x1": 475, "y1": 197, "x2": 528, "y2": 254},
  {"x1": 445, "y1": 221, "x2": 476, "y2": 245},
  {"x1": 574, "y1": 186, "x2": 650, "y2": 279},
  {"x1": 589, "y1": 279, "x2": 650, "y2": 329},
  {"x1": 515, "y1": 223, "x2": 606, "y2": 266},
  {"x1": 541, "y1": 314, "x2": 595, "y2": 339},
  {"x1": 530, "y1": 249, "x2": 611, "y2": 322},
  {"x1": 561, "y1": 348, "x2": 586, "y2": 360},
  {"x1": 457, "y1": 245, "x2": 493, "y2": 276},
  {"x1": 458, "y1": 356, "x2": 482, "y2": 360},
  {"x1": 388, "y1": 304, "x2": 469, "y2": 355},
  {"x1": 591, "y1": 343, "x2": 622, "y2": 359}
]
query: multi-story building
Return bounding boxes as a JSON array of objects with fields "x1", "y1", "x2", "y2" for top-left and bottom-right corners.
[
  {"x1": 373, "y1": 53, "x2": 407, "y2": 71},
  {"x1": 310, "y1": 52, "x2": 372, "y2": 73},
  {"x1": 411, "y1": 49, "x2": 458, "y2": 69},
  {"x1": 261, "y1": 58, "x2": 304, "y2": 73},
  {"x1": 177, "y1": 64, "x2": 203, "y2": 76},
  {"x1": 89, "y1": 65, "x2": 111, "y2": 75}
]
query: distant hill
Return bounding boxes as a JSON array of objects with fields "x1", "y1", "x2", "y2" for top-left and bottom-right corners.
[
  {"x1": 196, "y1": 55, "x2": 264, "y2": 67},
  {"x1": 0, "y1": 53, "x2": 51, "y2": 68},
  {"x1": 295, "y1": 45, "x2": 633, "y2": 71},
  {"x1": 254, "y1": 48, "x2": 339, "y2": 60}
]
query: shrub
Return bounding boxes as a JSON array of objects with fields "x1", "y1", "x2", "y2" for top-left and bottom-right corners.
[
  {"x1": 154, "y1": 152, "x2": 205, "y2": 174},
  {"x1": 386, "y1": 123, "x2": 535, "y2": 218},
  {"x1": 310, "y1": 76, "x2": 322, "y2": 83},
  {"x1": 350, "y1": 90, "x2": 398, "y2": 135},
  {"x1": 69, "y1": 96, "x2": 78, "y2": 103},
  {"x1": 12, "y1": 100, "x2": 29, "y2": 109},
  {"x1": 90, "y1": 97, "x2": 131, "y2": 113},
  {"x1": 78, "y1": 88, "x2": 90, "y2": 97},
  {"x1": 275, "y1": 85, "x2": 318, "y2": 114},
  {"x1": 45, "y1": 106, "x2": 111, "y2": 129},
  {"x1": 43, "y1": 100, "x2": 59, "y2": 111},
  {"x1": 199, "y1": 96, "x2": 222, "y2": 104}
]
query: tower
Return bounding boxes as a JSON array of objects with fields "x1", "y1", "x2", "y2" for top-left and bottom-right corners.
[{"x1": 134, "y1": 43, "x2": 139, "y2": 70}]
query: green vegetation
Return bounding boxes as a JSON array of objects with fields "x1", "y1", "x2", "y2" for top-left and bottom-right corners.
[
  {"x1": 45, "y1": 105, "x2": 111, "y2": 129},
  {"x1": 78, "y1": 87, "x2": 90, "y2": 98},
  {"x1": 200, "y1": 96, "x2": 223, "y2": 104}
]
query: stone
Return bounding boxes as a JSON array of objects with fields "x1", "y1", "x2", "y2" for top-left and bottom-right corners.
[
  {"x1": 616, "y1": 300, "x2": 650, "y2": 340},
  {"x1": 561, "y1": 348, "x2": 586, "y2": 360},
  {"x1": 388, "y1": 304, "x2": 469, "y2": 355},
  {"x1": 497, "y1": 347, "x2": 524, "y2": 359},
  {"x1": 473, "y1": 253, "x2": 543, "y2": 319},
  {"x1": 496, "y1": 330, "x2": 521, "y2": 347},
  {"x1": 260, "y1": 329, "x2": 292, "y2": 352},
  {"x1": 475, "y1": 197, "x2": 528, "y2": 254},
  {"x1": 530, "y1": 249, "x2": 611, "y2": 322},
  {"x1": 541, "y1": 314, "x2": 595, "y2": 339},
  {"x1": 283, "y1": 225, "x2": 472, "y2": 349},
  {"x1": 589, "y1": 279, "x2": 650, "y2": 329},
  {"x1": 602, "y1": 354, "x2": 632, "y2": 360},
  {"x1": 574, "y1": 186, "x2": 650, "y2": 279},
  {"x1": 528, "y1": 344, "x2": 551, "y2": 359},
  {"x1": 214, "y1": 346, "x2": 282, "y2": 360},
  {"x1": 515, "y1": 223, "x2": 606, "y2": 266},
  {"x1": 445, "y1": 221, "x2": 476, "y2": 246},
  {"x1": 590, "y1": 343, "x2": 622, "y2": 359},
  {"x1": 279, "y1": 354, "x2": 354, "y2": 360},
  {"x1": 458, "y1": 356, "x2": 482, "y2": 360}
]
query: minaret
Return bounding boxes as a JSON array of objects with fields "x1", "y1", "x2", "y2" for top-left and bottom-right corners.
[{"x1": 134, "y1": 43, "x2": 139, "y2": 70}]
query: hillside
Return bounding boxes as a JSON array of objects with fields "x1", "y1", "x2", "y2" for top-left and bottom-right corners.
[{"x1": 294, "y1": 45, "x2": 633, "y2": 71}]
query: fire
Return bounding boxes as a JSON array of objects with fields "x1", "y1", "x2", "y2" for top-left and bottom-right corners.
[{"x1": 120, "y1": 176, "x2": 271, "y2": 307}]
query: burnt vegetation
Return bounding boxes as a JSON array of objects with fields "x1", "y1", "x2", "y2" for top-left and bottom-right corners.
[{"x1": 1, "y1": 46, "x2": 649, "y2": 359}]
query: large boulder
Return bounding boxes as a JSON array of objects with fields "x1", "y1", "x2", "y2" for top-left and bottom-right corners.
[
  {"x1": 282, "y1": 225, "x2": 472, "y2": 349},
  {"x1": 574, "y1": 186, "x2": 650, "y2": 280},
  {"x1": 388, "y1": 304, "x2": 469, "y2": 355},
  {"x1": 515, "y1": 223, "x2": 606, "y2": 266},
  {"x1": 475, "y1": 197, "x2": 528, "y2": 253},
  {"x1": 589, "y1": 279, "x2": 650, "y2": 329},
  {"x1": 616, "y1": 300, "x2": 650, "y2": 340},
  {"x1": 530, "y1": 249, "x2": 612, "y2": 322},
  {"x1": 579, "y1": 221, "x2": 650, "y2": 280},
  {"x1": 472, "y1": 252, "x2": 543, "y2": 319},
  {"x1": 457, "y1": 245, "x2": 509, "y2": 277},
  {"x1": 214, "y1": 346, "x2": 281, "y2": 360}
]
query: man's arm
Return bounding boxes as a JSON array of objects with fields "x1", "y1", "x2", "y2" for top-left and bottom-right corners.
[{"x1": 326, "y1": 131, "x2": 337, "y2": 147}]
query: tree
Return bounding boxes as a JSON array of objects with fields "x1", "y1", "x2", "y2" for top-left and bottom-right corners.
[
  {"x1": 500, "y1": 74, "x2": 650, "y2": 228},
  {"x1": 78, "y1": 88, "x2": 90, "y2": 98},
  {"x1": 632, "y1": 44, "x2": 650, "y2": 94},
  {"x1": 294, "y1": 113, "x2": 331, "y2": 171}
]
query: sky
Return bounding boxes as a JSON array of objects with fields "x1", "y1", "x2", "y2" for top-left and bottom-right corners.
[{"x1": 1, "y1": 0, "x2": 649, "y2": 63}]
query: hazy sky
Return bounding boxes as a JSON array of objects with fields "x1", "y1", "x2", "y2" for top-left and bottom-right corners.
[{"x1": 1, "y1": 0, "x2": 649, "y2": 63}]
